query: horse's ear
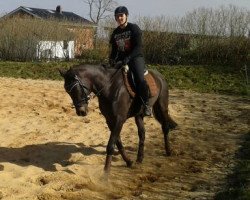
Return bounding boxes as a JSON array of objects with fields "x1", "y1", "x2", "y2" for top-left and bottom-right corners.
[{"x1": 58, "y1": 68, "x2": 67, "y2": 77}]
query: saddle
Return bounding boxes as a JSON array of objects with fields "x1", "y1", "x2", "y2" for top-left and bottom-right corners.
[{"x1": 122, "y1": 68, "x2": 158, "y2": 98}]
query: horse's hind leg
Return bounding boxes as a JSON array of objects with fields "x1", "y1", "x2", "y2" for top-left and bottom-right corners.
[
  {"x1": 135, "y1": 115, "x2": 145, "y2": 163},
  {"x1": 153, "y1": 95, "x2": 177, "y2": 156}
]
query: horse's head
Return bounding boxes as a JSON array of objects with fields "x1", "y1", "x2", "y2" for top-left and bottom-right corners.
[{"x1": 59, "y1": 68, "x2": 90, "y2": 116}]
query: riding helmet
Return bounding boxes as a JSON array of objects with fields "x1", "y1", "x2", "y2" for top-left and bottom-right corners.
[{"x1": 114, "y1": 6, "x2": 129, "y2": 16}]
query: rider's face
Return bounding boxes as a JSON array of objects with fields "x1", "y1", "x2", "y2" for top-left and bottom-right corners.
[{"x1": 115, "y1": 13, "x2": 127, "y2": 26}]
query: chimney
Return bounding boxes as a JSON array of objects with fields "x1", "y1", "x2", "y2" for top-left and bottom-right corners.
[{"x1": 56, "y1": 5, "x2": 62, "y2": 14}]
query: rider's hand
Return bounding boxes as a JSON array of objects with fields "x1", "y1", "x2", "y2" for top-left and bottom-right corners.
[
  {"x1": 122, "y1": 57, "x2": 130, "y2": 65},
  {"x1": 109, "y1": 59, "x2": 115, "y2": 66},
  {"x1": 114, "y1": 61, "x2": 123, "y2": 69}
]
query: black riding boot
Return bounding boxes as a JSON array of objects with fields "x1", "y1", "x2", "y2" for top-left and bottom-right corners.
[
  {"x1": 143, "y1": 93, "x2": 152, "y2": 116},
  {"x1": 140, "y1": 81, "x2": 152, "y2": 116},
  {"x1": 144, "y1": 103, "x2": 152, "y2": 116}
]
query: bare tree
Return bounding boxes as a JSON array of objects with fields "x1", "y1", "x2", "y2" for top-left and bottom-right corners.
[
  {"x1": 179, "y1": 5, "x2": 250, "y2": 37},
  {"x1": 83, "y1": 0, "x2": 118, "y2": 25}
]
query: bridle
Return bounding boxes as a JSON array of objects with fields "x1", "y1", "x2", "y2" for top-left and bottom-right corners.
[
  {"x1": 65, "y1": 75, "x2": 90, "y2": 108},
  {"x1": 64, "y1": 65, "x2": 123, "y2": 108}
]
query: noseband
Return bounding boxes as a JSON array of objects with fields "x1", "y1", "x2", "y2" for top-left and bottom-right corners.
[{"x1": 65, "y1": 75, "x2": 90, "y2": 107}]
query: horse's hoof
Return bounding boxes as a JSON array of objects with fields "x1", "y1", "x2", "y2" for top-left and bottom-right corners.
[
  {"x1": 136, "y1": 158, "x2": 143, "y2": 163},
  {"x1": 104, "y1": 165, "x2": 111, "y2": 173},
  {"x1": 165, "y1": 151, "x2": 172, "y2": 156},
  {"x1": 101, "y1": 171, "x2": 109, "y2": 182},
  {"x1": 126, "y1": 160, "x2": 133, "y2": 168},
  {"x1": 104, "y1": 169, "x2": 110, "y2": 174}
]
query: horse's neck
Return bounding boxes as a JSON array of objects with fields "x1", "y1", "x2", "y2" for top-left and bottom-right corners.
[{"x1": 91, "y1": 68, "x2": 117, "y2": 97}]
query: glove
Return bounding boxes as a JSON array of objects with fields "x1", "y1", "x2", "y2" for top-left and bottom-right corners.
[
  {"x1": 122, "y1": 57, "x2": 130, "y2": 65},
  {"x1": 109, "y1": 59, "x2": 115, "y2": 67},
  {"x1": 115, "y1": 61, "x2": 123, "y2": 69}
]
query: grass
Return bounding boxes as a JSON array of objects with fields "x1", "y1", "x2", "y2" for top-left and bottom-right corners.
[
  {"x1": 0, "y1": 61, "x2": 79, "y2": 80},
  {"x1": 0, "y1": 61, "x2": 248, "y2": 96},
  {"x1": 151, "y1": 64, "x2": 249, "y2": 95}
]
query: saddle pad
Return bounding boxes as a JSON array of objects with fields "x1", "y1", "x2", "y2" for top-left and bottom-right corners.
[{"x1": 122, "y1": 70, "x2": 158, "y2": 98}]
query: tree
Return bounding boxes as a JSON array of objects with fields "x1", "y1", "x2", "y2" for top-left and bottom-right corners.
[{"x1": 83, "y1": 0, "x2": 118, "y2": 25}]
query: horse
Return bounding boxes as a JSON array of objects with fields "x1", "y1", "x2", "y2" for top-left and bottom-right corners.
[{"x1": 59, "y1": 64, "x2": 177, "y2": 172}]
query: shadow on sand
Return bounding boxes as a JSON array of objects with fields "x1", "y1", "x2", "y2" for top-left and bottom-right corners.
[{"x1": 0, "y1": 142, "x2": 106, "y2": 171}]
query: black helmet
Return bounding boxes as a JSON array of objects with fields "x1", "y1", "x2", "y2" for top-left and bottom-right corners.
[{"x1": 114, "y1": 6, "x2": 129, "y2": 16}]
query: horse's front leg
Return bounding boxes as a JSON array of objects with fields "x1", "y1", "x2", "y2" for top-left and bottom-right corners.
[
  {"x1": 116, "y1": 136, "x2": 133, "y2": 167},
  {"x1": 135, "y1": 115, "x2": 145, "y2": 163},
  {"x1": 104, "y1": 120, "x2": 123, "y2": 173}
]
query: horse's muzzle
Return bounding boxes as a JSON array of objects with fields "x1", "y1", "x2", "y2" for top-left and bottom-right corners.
[{"x1": 76, "y1": 106, "x2": 88, "y2": 116}]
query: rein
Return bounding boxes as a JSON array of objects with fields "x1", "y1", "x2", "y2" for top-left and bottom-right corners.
[{"x1": 91, "y1": 65, "x2": 123, "y2": 98}]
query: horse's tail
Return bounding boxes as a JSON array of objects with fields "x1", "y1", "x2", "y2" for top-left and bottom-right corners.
[
  {"x1": 153, "y1": 100, "x2": 178, "y2": 130},
  {"x1": 150, "y1": 69, "x2": 178, "y2": 130},
  {"x1": 167, "y1": 115, "x2": 178, "y2": 130}
]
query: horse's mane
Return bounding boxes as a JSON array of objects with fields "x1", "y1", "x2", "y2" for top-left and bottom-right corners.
[
  {"x1": 71, "y1": 64, "x2": 121, "y2": 78},
  {"x1": 67, "y1": 64, "x2": 123, "y2": 89}
]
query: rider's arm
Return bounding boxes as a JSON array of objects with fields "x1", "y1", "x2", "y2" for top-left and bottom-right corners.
[
  {"x1": 109, "y1": 32, "x2": 117, "y2": 63},
  {"x1": 126, "y1": 24, "x2": 143, "y2": 61}
]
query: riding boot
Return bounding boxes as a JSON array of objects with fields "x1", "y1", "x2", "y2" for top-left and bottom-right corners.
[
  {"x1": 141, "y1": 82, "x2": 152, "y2": 116},
  {"x1": 144, "y1": 102, "x2": 152, "y2": 116}
]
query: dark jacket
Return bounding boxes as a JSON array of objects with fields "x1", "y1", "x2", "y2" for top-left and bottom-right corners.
[{"x1": 109, "y1": 22, "x2": 143, "y2": 62}]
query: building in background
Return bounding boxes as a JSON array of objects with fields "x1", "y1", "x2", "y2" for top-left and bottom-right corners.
[
  {"x1": 37, "y1": 41, "x2": 75, "y2": 60},
  {"x1": 1, "y1": 5, "x2": 96, "y2": 59}
]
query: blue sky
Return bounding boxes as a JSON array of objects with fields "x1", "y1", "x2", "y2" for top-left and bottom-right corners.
[{"x1": 0, "y1": 0, "x2": 249, "y2": 20}]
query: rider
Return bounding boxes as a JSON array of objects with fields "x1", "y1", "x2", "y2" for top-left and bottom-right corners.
[{"x1": 109, "y1": 6, "x2": 152, "y2": 116}]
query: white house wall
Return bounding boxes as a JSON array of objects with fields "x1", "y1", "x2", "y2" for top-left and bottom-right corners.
[{"x1": 36, "y1": 41, "x2": 74, "y2": 59}]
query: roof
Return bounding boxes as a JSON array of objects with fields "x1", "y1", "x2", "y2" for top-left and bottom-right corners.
[{"x1": 2, "y1": 5, "x2": 96, "y2": 26}]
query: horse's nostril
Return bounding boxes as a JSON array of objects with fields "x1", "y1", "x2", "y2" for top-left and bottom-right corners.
[
  {"x1": 82, "y1": 112, "x2": 87, "y2": 116},
  {"x1": 76, "y1": 106, "x2": 87, "y2": 116}
]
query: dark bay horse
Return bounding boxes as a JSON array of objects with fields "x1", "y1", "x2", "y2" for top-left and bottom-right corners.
[{"x1": 59, "y1": 64, "x2": 177, "y2": 172}]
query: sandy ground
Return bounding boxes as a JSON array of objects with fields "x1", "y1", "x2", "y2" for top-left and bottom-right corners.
[{"x1": 0, "y1": 77, "x2": 249, "y2": 200}]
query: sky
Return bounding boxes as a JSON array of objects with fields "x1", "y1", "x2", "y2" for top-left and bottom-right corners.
[{"x1": 0, "y1": 0, "x2": 249, "y2": 20}]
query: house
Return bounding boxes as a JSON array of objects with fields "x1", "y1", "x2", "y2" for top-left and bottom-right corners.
[
  {"x1": 1, "y1": 5, "x2": 96, "y2": 59},
  {"x1": 37, "y1": 41, "x2": 75, "y2": 60}
]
